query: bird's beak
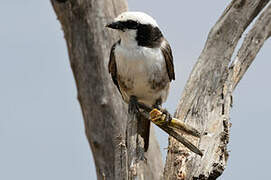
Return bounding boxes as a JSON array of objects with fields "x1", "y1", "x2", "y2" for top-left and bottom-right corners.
[{"x1": 105, "y1": 21, "x2": 124, "y2": 30}]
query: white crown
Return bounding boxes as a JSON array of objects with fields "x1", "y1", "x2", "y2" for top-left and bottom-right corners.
[{"x1": 115, "y1": 11, "x2": 158, "y2": 27}]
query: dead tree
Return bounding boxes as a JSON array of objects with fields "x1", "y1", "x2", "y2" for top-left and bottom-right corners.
[{"x1": 51, "y1": 0, "x2": 271, "y2": 179}]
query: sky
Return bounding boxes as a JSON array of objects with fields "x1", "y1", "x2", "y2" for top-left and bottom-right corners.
[{"x1": 0, "y1": 1, "x2": 270, "y2": 179}]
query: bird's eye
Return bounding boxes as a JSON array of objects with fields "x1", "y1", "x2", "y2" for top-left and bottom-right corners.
[{"x1": 122, "y1": 20, "x2": 138, "y2": 29}]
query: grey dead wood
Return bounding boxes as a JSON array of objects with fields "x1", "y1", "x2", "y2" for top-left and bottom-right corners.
[
  {"x1": 164, "y1": 1, "x2": 271, "y2": 180},
  {"x1": 51, "y1": 0, "x2": 163, "y2": 180},
  {"x1": 229, "y1": 3, "x2": 271, "y2": 90},
  {"x1": 51, "y1": 0, "x2": 271, "y2": 179}
]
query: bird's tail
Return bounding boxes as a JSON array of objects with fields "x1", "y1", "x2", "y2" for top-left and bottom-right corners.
[{"x1": 138, "y1": 114, "x2": 150, "y2": 152}]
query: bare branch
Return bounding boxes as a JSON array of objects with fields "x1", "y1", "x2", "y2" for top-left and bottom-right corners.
[
  {"x1": 229, "y1": 4, "x2": 271, "y2": 90},
  {"x1": 51, "y1": 0, "x2": 271, "y2": 179},
  {"x1": 164, "y1": 0, "x2": 270, "y2": 179},
  {"x1": 175, "y1": 0, "x2": 269, "y2": 120}
]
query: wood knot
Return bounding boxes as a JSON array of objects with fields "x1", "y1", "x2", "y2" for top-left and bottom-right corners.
[{"x1": 234, "y1": 0, "x2": 246, "y2": 9}]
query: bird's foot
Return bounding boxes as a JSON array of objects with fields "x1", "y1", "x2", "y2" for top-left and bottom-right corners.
[
  {"x1": 128, "y1": 95, "x2": 140, "y2": 115},
  {"x1": 160, "y1": 108, "x2": 172, "y2": 125},
  {"x1": 151, "y1": 105, "x2": 172, "y2": 125}
]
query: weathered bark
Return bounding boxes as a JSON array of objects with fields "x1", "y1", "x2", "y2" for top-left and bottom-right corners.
[
  {"x1": 51, "y1": 0, "x2": 163, "y2": 180},
  {"x1": 51, "y1": 0, "x2": 271, "y2": 179},
  {"x1": 230, "y1": 4, "x2": 271, "y2": 90},
  {"x1": 164, "y1": 1, "x2": 271, "y2": 180}
]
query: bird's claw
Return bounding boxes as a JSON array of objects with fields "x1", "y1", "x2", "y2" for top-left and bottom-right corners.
[
  {"x1": 149, "y1": 108, "x2": 172, "y2": 125},
  {"x1": 161, "y1": 109, "x2": 172, "y2": 125}
]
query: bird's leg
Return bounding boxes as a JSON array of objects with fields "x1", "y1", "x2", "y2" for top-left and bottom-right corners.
[
  {"x1": 154, "y1": 99, "x2": 172, "y2": 124},
  {"x1": 128, "y1": 95, "x2": 140, "y2": 114}
]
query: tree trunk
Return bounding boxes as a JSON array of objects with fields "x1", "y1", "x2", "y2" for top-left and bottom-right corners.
[
  {"x1": 164, "y1": 1, "x2": 271, "y2": 179},
  {"x1": 51, "y1": 0, "x2": 271, "y2": 179},
  {"x1": 51, "y1": 0, "x2": 163, "y2": 179}
]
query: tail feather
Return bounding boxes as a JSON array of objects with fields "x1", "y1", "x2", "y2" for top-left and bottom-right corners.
[{"x1": 138, "y1": 114, "x2": 150, "y2": 152}]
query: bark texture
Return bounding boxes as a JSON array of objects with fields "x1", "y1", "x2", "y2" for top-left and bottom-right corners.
[
  {"x1": 51, "y1": 0, "x2": 271, "y2": 179},
  {"x1": 164, "y1": 1, "x2": 271, "y2": 179},
  {"x1": 51, "y1": 0, "x2": 163, "y2": 179}
]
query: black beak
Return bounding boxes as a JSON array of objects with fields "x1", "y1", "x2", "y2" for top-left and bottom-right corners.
[{"x1": 105, "y1": 21, "x2": 124, "y2": 30}]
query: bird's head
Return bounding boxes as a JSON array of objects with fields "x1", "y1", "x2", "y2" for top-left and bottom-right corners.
[{"x1": 106, "y1": 12, "x2": 163, "y2": 47}]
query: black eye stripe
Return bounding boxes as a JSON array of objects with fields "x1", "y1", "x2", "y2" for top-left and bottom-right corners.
[
  {"x1": 136, "y1": 25, "x2": 163, "y2": 48},
  {"x1": 120, "y1": 20, "x2": 139, "y2": 29}
]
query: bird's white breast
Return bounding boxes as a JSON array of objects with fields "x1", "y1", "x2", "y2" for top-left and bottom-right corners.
[{"x1": 114, "y1": 43, "x2": 170, "y2": 106}]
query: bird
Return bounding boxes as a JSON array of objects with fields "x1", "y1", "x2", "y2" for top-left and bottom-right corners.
[{"x1": 106, "y1": 11, "x2": 175, "y2": 152}]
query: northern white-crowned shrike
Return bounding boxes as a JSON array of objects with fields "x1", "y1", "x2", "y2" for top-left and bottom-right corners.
[{"x1": 106, "y1": 12, "x2": 175, "y2": 151}]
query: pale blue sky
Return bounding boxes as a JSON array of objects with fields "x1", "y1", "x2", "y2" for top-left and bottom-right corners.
[{"x1": 0, "y1": 1, "x2": 270, "y2": 179}]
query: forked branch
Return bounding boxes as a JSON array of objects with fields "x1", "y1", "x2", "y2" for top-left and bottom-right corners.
[{"x1": 164, "y1": 1, "x2": 270, "y2": 180}]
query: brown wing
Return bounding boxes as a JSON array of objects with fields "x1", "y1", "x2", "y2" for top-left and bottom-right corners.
[
  {"x1": 108, "y1": 40, "x2": 122, "y2": 94},
  {"x1": 161, "y1": 39, "x2": 175, "y2": 81}
]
